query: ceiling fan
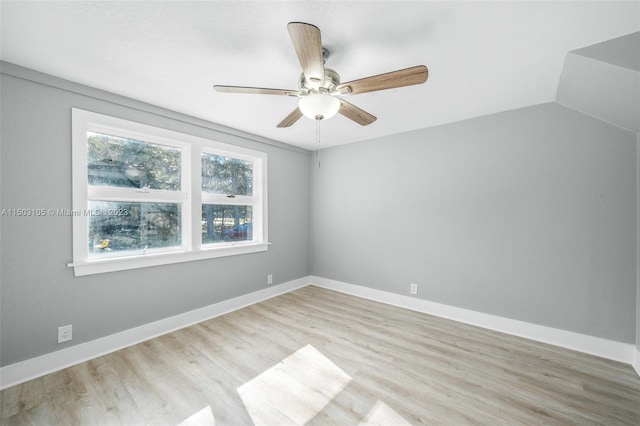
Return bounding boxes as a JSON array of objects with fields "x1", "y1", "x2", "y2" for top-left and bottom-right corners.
[{"x1": 214, "y1": 22, "x2": 429, "y2": 128}]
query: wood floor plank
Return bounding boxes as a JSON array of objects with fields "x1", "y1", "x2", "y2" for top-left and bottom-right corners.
[{"x1": 1, "y1": 285, "x2": 639, "y2": 425}]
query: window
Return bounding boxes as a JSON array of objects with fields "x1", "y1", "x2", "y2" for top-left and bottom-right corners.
[
  {"x1": 70, "y1": 109, "x2": 267, "y2": 276},
  {"x1": 201, "y1": 152, "x2": 258, "y2": 245}
]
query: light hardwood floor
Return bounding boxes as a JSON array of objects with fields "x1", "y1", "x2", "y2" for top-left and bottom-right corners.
[{"x1": 2, "y1": 285, "x2": 639, "y2": 425}]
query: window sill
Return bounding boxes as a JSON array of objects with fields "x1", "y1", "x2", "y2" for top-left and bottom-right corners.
[{"x1": 68, "y1": 243, "x2": 269, "y2": 276}]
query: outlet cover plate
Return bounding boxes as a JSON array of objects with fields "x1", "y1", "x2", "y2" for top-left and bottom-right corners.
[{"x1": 58, "y1": 324, "x2": 72, "y2": 343}]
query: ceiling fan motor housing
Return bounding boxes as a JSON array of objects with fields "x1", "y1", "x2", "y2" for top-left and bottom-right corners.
[{"x1": 299, "y1": 67, "x2": 340, "y2": 95}]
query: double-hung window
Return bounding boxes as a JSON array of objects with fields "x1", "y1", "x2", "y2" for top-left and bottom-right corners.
[{"x1": 70, "y1": 109, "x2": 267, "y2": 276}]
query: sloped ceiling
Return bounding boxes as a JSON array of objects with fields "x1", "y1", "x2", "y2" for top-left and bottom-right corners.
[
  {"x1": 557, "y1": 32, "x2": 640, "y2": 133},
  {"x1": 1, "y1": 1, "x2": 639, "y2": 150}
]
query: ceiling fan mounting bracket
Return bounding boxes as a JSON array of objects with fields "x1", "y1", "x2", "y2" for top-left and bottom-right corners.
[{"x1": 322, "y1": 47, "x2": 330, "y2": 64}]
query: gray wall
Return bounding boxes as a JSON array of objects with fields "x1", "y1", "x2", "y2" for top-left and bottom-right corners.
[
  {"x1": 555, "y1": 32, "x2": 639, "y2": 349},
  {"x1": 2, "y1": 61, "x2": 638, "y2": 367},
  {"x1": 0, "y1": 64, "x2": 311, "y2": 366},
  {"x1": 637, "y1": 132, "x2": 640, "y2": 349},
  {"x1": 311, "y1": 102, "x2": 637, "y2": 343}
]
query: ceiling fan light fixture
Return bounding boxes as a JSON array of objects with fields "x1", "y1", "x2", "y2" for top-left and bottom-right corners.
[{"x1": 298, "y1": 93, "x2": 340, "y2": 120}]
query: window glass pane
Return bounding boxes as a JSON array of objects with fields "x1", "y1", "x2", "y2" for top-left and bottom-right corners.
[
  {"x1": 88, "y1": 201, "x2": 181, "y2": 257},
  {"x1": 202, "y1": 153, "x2": 253, "y2": 196},
  {"x1": 202, "y1": 205, "x2": 253, "y2": 243},
  {"x1": 88, "y1": 132, "x2": 181, "y2": 190}
]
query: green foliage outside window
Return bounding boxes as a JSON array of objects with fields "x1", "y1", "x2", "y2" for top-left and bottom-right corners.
[{"x1": 88, "y1": 132, "x2": 181, "y2": 190}]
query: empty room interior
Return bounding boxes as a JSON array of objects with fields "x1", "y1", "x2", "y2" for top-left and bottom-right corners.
[{"x1": 1, "y1": 1, "x2": 640, "y2": 424}]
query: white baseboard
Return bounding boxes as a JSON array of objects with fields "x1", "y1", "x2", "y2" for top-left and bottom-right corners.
[
  {"x1": 2, "y1": 275, "x2": 636, "y2": 390},
  {"x1": 633, "y1": 347, "x2": 640, "y2": 378},
  {"x1": 0, "y1": 276, "x2": 311, "y2": 390},
  {"x1": 311, "y1": 276, "x2": 636, "y2": 366}
]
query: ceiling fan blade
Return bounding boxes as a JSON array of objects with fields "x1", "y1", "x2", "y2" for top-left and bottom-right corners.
[
  {"x1": 214, "y1": 85, "x2": 300, "y2": 96},
  {"x1": 338, "y1": 99, "x2": 377, "y2": 126},
  {"x1": 287, "y1": 22, "x2": 325, "y2": 86},
  {"x1": 277, "y1": 107, "x2": 304, "y2": 128},
  {"x1": 336, "y1": 65, "x2": 428, "y2": 95}
]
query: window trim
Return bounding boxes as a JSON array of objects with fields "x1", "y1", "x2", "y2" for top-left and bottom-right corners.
[{"x1": 70, "y1": 108, "x2": 268, "y2": 276}]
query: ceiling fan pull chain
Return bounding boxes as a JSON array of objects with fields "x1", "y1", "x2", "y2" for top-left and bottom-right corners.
[{"x1": 316, "y1": 119, "x2": 321, "y2": 168}]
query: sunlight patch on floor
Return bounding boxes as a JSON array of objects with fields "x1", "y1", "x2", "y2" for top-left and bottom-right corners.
[
  {"x1": 177, "y1": 405, "x2": 215, "y2": 426},
  {"x1": 359, "y1": 400, "x2": 411, "y2": 425},
  {"x1": 237, "y1": 344, "x2": 351, "y2": 425}
]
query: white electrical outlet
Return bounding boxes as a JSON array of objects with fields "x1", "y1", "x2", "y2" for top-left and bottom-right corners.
[
  {"x1": 58, "y1": 324, "x2": 72, "y2": 343},
  {"x1": 267, "y1": 274, "x2": 273, "y2": 285},
  {"x1": 410, "y1": 283, "x2": 418, "y2": 295}
]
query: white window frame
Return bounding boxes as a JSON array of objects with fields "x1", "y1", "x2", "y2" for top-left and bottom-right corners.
[{"x1": 70, "y1": 108, "x2": 268, "y2": 276}]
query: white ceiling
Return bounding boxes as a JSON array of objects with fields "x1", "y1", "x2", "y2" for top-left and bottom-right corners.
[{"x1": 2, "y1": 1, "x2": 639, "y2": 150}]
